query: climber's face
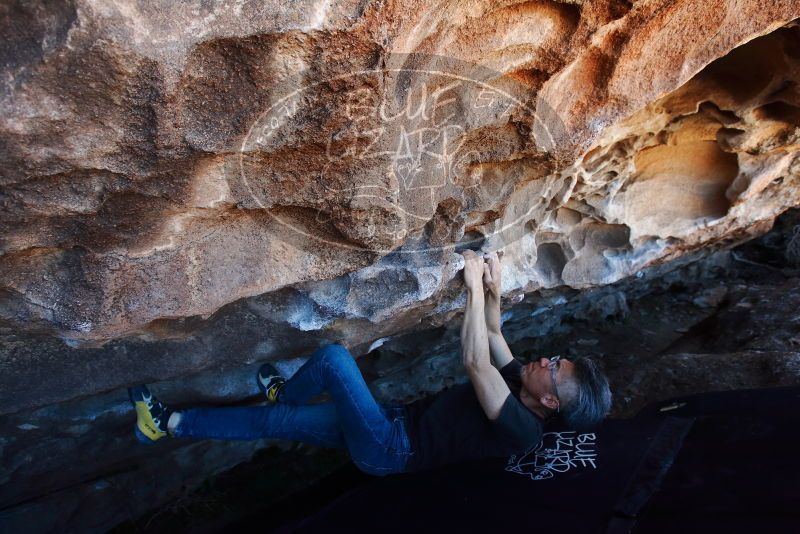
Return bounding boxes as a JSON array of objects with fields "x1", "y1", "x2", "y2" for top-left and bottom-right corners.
[{"x1": 520, "y1": 356, "x2": 575, "y2": 414}]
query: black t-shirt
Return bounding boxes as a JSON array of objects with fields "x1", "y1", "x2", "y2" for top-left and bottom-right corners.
[{"x1": 402, "y1": 359, "x2": 544, "y2": 473}]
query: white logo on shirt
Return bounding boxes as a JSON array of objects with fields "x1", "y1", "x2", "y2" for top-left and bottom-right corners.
[{"x1": 505, "y1": 431, "x2": 598, "y2": 480}]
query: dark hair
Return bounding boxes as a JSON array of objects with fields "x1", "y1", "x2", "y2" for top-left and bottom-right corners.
[{"x1": 561, "y1": 357, "x2": 612, "y2": 432}]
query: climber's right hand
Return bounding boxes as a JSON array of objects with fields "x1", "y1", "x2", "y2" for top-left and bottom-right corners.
[{"x1": 482, "y1": 251, "x2": 501, "y2": 300}]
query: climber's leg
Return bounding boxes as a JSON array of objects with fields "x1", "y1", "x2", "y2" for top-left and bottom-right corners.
[
  {"x1": 277, "y1": 344, "x2": 356, "y2": 405},
  {"x1": 147, "y1": 344, "x2": 414, "y2": 475},
  {"x1": 172, "y1": 400, "x2": 347, "y2": 449},
  {"x1": 264, "y1": 343, "x2": 413, "y2": 475}
]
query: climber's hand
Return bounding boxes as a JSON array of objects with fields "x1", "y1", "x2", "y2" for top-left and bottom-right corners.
[
  {"x1": 482, "y1": 251, "x2": 501, "y2": 300},
  {"x1": 461, "y1": 250, "x2": 485, "y2": 294}
]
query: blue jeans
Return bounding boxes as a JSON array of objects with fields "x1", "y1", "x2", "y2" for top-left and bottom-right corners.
[{"x1": 173, "y1": 344, "x2": 414, "y2": 476}]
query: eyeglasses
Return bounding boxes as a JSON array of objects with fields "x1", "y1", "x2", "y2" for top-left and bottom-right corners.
[{"x1": 547, "y1": 355, "x2": 561, "y2": 413}]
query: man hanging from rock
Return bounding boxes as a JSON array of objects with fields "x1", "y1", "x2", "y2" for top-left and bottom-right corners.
[{"x1": 129, "y1": 250, "x2": 612, "y2": 475}]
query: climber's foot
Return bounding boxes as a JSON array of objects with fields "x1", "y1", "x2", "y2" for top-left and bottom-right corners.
[
  {"x1": 257, "y1": 363, "x2": 286, "y2": 403},
  {"x1": 128, "y1": 384, "x2": 173, "y2": 444}
]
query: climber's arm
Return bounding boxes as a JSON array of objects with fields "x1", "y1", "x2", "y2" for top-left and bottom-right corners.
[
  {"x1": 483, "y1": 252, "x2": 515, "y2": 369},
  {"x1": 461, "y1": 251, "x2": 511, "y2": 420},
  {"x1": 487, "y1": 331, "x2": 515, "y2": 370}
]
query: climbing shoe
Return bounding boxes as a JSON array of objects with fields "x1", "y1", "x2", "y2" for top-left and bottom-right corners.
[
  {"x1": 257, "y1": 363, "x2": 286, "y2": 402},
  {"x1": 128, "y1": 385, "x2": 173, "y2": 444}
]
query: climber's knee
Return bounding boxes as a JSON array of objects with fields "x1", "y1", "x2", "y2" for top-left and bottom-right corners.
[{"x1": 316, "y1": 343, "x2": 354, "y2": 367}]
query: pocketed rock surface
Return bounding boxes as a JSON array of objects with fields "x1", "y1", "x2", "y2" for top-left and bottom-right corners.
[{"x1": 1, "y1": 1, "x2": 800, "y2": 531}]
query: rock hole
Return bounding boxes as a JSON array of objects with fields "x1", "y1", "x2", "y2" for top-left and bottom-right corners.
[
  {"x1": 698, "y1": 101, "x2": 741, "y2": 124},
  {"x1": 583, "y1": 222, "x2": 631, "y2": 250},
  {"x1": 753, "y1": 101, "x2": 800, "y2": 126},
  {"x1": 534, "y1": 242, "x2": 567, "y2": 284},
  {"x1": 608, "y1": 0, "x2": 633, "y2": 20}
]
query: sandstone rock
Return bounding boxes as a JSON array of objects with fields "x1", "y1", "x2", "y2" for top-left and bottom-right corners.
[{"x1": 2, "y1": 1, "x2": 799, "y2": 348}]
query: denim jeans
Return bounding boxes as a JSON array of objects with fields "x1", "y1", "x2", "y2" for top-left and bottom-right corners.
[{"x1": 173, "y1": 344, "x2": 414, "y2": 476}]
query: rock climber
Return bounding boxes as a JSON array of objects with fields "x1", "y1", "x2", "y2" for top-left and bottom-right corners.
[{"x1": 129, "y1": 250, "x2": 612, "y2": 475}]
